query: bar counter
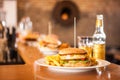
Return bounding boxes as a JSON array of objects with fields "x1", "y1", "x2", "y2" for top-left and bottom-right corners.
[
  {"x1": 0, "y1": 43, "x2": 120, "y2": 80},
  {"x1": 0, "y1": 43, "x2": 43, "y2": 80}
]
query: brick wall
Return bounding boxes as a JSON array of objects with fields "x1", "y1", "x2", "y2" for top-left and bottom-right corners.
[{"x1": 18, "y1": 0, "x2": 120, "y2": 46}]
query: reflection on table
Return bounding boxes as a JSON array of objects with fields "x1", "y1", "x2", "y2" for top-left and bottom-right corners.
[{"x1": 34, "y1": 62, "x2": 120, "y2": 80}]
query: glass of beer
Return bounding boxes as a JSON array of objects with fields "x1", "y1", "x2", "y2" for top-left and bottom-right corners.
[{"x1": 78, "y1": 36, "x2": 93, "y2": 58}]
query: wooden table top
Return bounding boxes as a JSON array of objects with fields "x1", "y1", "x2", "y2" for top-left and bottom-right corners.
[
  {"x1": 0, "y1": 43, "x2": 120, "y2": 80},
  {"x1": 34, "y1": 63, "x2": 120, "y2": 80}
]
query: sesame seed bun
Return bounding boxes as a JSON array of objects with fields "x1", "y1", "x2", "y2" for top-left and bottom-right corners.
[
  {"x1": 43, "y1": 35, "x2": 59, "y2": 45},
  {"x1": 59, "y1": 48, "x2": 87, "y2": 55}
]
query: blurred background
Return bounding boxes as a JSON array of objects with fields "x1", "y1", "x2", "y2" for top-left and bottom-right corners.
[
  {"x1": 0, "y1": 0, "x2": 120, "y2": 64},
  {"x1": 0, "y1": 0, "x2": 120, "y2": 46},
  {"x1": 17, "y1": 0, "x2": 120, "y2": 47}
]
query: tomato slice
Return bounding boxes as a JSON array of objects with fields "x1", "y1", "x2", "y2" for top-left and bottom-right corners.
[{"x1": 81, "y1": 58, "x2": 85, "y2": 61}]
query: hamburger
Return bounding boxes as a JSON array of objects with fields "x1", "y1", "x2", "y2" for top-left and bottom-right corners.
[
  {"x1": 59, "y1": 48, "x2": 94, "y2": 67},
  {"x1": 39, "y1": 34, "x2": 61, "y2": 49}
]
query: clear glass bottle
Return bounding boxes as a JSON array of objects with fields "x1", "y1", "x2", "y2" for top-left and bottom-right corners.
[
  {"x1": 0, "y1": 10, "x2": 6, "y2": 38},
  {"x1": 93, "y1": 14, "x2": 106, "y2": 60}
]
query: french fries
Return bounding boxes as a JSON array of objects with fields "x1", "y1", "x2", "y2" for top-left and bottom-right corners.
[{"x1": 45, "y1": 54, "x2": 61, "y2": 66}]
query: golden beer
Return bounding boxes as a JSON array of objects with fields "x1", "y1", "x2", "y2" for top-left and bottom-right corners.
[
  {"x1": 93, "y1": 44, "x2": 105, "y2": 59},
  {"x1": 79, "y1": 46, "x2": 93, "y2": 58}
]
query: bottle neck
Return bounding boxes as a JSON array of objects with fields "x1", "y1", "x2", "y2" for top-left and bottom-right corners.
[{"x1": 95, "y1": 19, "x2": 104, "y2": 33}]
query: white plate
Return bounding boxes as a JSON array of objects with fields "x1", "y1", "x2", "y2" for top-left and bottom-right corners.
[
  {"x1": 34, "y1": 58, "x2": 111, "y2": 72},
  {"x1": 38, "y1": 47, "x2": 59, "y2": 55}
]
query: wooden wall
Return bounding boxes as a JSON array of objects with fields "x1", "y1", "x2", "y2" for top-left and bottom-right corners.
[{"x1": 0, "y1": 0, "x2": 3, "y2": 8}]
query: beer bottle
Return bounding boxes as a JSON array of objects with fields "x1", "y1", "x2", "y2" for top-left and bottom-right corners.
[{"x1": 93, "y1": 14, "x2": 106, "y2": 60}]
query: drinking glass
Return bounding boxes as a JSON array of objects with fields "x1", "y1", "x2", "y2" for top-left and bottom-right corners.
[
  {"x1": 19, "y1": 17, "x2": 32, "y2": 36},
  {"x1": 78, "y1": 36, "x2": 93, "y2": 58}
]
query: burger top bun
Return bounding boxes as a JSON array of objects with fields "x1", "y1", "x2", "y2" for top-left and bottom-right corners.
[
  {"x1": 43, "y1": 34, "x2": 59, "y2": 44},
  {"x1": 59, "y1": 48, "x2": 87, "y2": 55}
]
